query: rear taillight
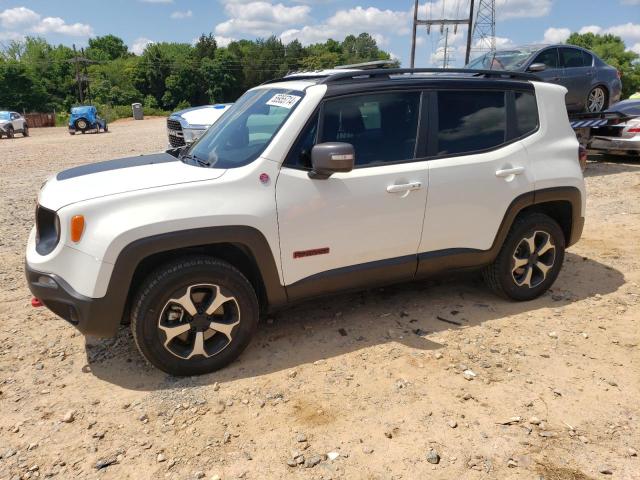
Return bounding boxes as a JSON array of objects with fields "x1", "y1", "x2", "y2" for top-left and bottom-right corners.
[
  {"x1": 617, "y1": 70, "x2": 622, "y2": 79},
  {"x1": 628, "y1": 127, "x2": 640, "y2": 133},
  {"x1": 578, "y1": 145, "x2": 587, "y2": 172}
]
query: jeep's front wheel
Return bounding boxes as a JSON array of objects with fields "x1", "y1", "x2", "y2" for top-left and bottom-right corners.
[
  {"x1": 483, "y1": 213, "x2": 565, "y2": 301},
  {"x1": 131, "y1": 257, "x2": 259, "y2": 376}
]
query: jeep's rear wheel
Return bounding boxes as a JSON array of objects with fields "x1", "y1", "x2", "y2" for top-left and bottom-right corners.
[
  {"x1": 131, "y1": 257, "x2": 258, "y2": 376},
  {"x1": 22, "y1": 124, "x2": 29, "y2": 137},
  {"x1": 483, "y1": 213, "x2": 565, "y2": 301}
]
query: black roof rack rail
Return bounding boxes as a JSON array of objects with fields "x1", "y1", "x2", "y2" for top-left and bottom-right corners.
[
  {"x1": 261, "y1": 67, "x2": 541, "y2": 86},
  {"x1": 316, "y1": 68, "x2": 541, "y2": 84}
]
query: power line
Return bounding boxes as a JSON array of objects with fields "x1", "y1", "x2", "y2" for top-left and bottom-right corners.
[{"x1": 410, "y1": 0, "x2": 475, "y2": 67}]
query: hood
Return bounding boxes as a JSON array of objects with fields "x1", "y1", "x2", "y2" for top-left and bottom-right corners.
[
  {"x1": 39, "y1": 152, "x2": 226, "y2": 211},
  {"x1": 172, "y1": 104, "x2": 231, "y2": 128}
]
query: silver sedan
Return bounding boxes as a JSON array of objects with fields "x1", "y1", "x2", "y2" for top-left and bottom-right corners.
[{"x1": 588, "y1": 100, "x2": 640, "y2": 156}]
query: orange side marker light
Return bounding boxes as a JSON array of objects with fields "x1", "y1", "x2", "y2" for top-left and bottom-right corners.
[{"x1": 70, "y1": 215, "x2": 85, "y2": 242}]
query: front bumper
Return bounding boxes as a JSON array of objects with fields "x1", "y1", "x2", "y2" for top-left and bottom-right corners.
[
  {"x1": 589, "y1": 136, "x2": 640, "y2": 154},
  {"x1": 25, "y1": 264, "x2": 121, "y2": 337}
]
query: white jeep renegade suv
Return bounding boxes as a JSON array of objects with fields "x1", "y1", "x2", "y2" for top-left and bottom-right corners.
[{"x1": 26, "y1": 67, "x2": 585, "y2": 376}]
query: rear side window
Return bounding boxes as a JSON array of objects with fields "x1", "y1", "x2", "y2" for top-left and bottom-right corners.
[
  {"x1": 514, "y1": 91, "x2": 539, "y2": 137},
  {"x1": 436, "y1": 90, "x2": 506, "y2": 156},
  {"x1": 532, "y1": 48, "x2": 559, "y2": 69},
  {"x1": 320, "y1": 92, "x2": 421, "y2": 167},
  {"x1": 561, "y1": 48, "x2": 587, "y2": 68},
  {"x1": 582, "y1": 50, "x2": 593, "y2": 67}
]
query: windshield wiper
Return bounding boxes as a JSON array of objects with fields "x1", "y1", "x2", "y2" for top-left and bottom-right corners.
[{"x1": 179, "y1": 151, "x2": 211, "y2": 167}]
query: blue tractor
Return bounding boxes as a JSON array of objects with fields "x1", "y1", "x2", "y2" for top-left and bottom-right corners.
[{"x1": 68, "y1": 105, "x2": 108, "y2": 135}]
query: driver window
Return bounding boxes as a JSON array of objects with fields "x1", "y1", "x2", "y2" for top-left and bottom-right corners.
[{"x1": 532, "y1": 49, "x2": 559, "y2": 69}]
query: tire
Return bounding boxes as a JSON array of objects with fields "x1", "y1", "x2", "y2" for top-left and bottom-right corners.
[
  {"x1": 131, "y1": 256, "x2": 259, "y2": 376},
  {"x1": 483, "y1": 213, "x2": 565, "y2": 301},
  {"x1": 75, "y1": 118, "x2": 88, "y2": 132},
  {"x1": 22, "y1": 124, "x2": 29, "y2": 137},
  {"x1": 6, "y1": 126, "x2": 14, "y2": 139},
  {"x1": 586, "y1": 86, "x2": 608, "y2": 113},
  {"x1": 104, "y1": 124, "x2": 108, "y2": 132}
]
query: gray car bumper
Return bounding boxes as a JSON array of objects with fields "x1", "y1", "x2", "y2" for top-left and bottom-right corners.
[{"x1": 589, "y1": 136, "x2": 640, "y2": 154}]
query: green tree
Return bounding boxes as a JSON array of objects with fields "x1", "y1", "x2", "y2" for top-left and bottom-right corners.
[
  {"x1": 0, "y1": 61, "x2": 48, "y2": 111},
  {"x1": 566, "y1": 32, "x2": 640, "y2": 99},
  {"x1": 87, "y1": 35, "x2": 129, "y2": 61}
]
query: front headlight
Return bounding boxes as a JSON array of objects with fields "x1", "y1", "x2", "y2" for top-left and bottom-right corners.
[{"x1": 182, "y1": 127, "x2": 207, "y2": 144}]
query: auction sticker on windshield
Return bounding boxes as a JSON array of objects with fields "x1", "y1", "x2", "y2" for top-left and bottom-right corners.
[{"x1": 266, "y1": 93, "x2": 301, "y2": 109}]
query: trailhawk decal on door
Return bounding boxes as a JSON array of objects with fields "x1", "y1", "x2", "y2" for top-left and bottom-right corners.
[
  {"x1": 266, "y1": 94, "x2": 302, "y2": 109},
  {"x1": 293, "y1": 247, "x2": 330, "y2": 259}
]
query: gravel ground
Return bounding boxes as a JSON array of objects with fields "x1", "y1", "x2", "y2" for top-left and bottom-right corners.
[{"x1": 0, "y1": 119, "x2": 639, "y2": 480}]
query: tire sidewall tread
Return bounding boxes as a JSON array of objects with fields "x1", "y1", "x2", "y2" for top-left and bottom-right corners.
[
  {"x1": 483, "y1": 213, "x2": 566, "y2": 301},
  {"x1": 131, "y1": 256, "x2": 258, "y2": 376}
]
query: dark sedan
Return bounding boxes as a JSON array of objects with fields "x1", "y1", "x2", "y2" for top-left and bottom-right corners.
[{"x1": 466, "y1": 44, "x2": 622, "y2": 113}]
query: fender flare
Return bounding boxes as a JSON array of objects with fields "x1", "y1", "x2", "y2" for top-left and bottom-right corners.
[{"x1": 98, "y1": 226, "x2": 287, "y2": 336}]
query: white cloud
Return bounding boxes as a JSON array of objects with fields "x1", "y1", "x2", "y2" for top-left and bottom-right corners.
[
  {"x1": 327, "y1": 7, "x2": 410, "y2": 35},
  {"x1": 542, "y1": 27, "x2": 571, "y2": 44},
  {"x1": 0, "y1": 7, "x2": 40, "y2": 29},
  {"x1": 215, "y1": 35, "x2": 235, "y2": 47},
  {"x1": 632, "y1": 42, "x2": 640, "y2": 54},
  {"x1": 496, "y1": 0, "x2": 552, "y2": 20},
  {"x1": 31, "y1": 17, "x2": 93, "y2": 36},
  {"x1": 170, "y1": 10, "x2": 192, "y2": 19},
  {"x1": 216, "y1": 1, "x2": 309, "y2": 37},
  {"x1": 131, "y1": 37, "x2": 155, "y2": 55},
  {"x1": 605, "y1": 22, "x2": 640, "y2": 42},
  {"x1": 279, "y1": 5, "x2": 410, "y2": 46},
  {"x1": 579, "y1": 25, "x2": 603, "y2": 35}
]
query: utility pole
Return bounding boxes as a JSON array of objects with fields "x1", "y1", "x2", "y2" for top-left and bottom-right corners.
[
  {"x1": 72, "y1": 44, "x2": 83, "y2": 103},
  {"x1": 410, "y1": 0, "x2": 476, "y2": 68},
  {"x1": 471, "y1": 0, "x2": 496, "y2": 57},
  {"x1": 70, "y1": 45, "x2": 94, "y2": 104},
  {"x1": 442, "y1": 27, "x2": 450, "y2": 68},
  {"x1": 465, "y1": 0, "x2": 475, "y2": 65}
]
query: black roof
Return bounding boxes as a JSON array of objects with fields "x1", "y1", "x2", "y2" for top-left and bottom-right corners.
[{"x1": 264, "y1": 68, "x2": 540, "y2": 96}]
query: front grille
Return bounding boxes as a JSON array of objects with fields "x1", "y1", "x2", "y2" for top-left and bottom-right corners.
[{"x1": 167, "y1": 118, "x2": 185, "y2": 147}]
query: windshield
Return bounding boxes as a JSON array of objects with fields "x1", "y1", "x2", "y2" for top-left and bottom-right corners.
[
  {"x1": 0, "y1": 112, "x2": 10, "y2": 120},
  {"x1": 185, "y1": 88, "x2": 304, "y2": 168},
  {"x1": 466, "y1": 48, "x2": 537, "y2": 71}
]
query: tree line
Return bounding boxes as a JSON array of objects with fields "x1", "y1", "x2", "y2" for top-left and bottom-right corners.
[
  {"x1": 0, "y1": 31, "x2": 638, "y2": 117},
  {"x1": 0, "y1": 33, "x2": 393, "y2": 116}
]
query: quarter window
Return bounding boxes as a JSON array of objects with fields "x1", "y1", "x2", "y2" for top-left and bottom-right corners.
[
  {"x1": 532, "y1": 48, "x2": 559, "y2": 69},
  {"x1": 436, "y1": 91, "x2": 506, "y2": 156},
  {"x1": 320, "y1": 92, "x2": 421, "y2": 167},
  {"x1": 514, "y1": 91, "x2": 539, "y2": 137}
]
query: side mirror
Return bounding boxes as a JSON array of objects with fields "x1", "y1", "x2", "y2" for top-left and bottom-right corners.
[
  {"x1": 309, "y1": 142, "x2": 355, "y2": 179},
  {"x1": 528, "y1": 63, "x2": 547, "y2": 73}
]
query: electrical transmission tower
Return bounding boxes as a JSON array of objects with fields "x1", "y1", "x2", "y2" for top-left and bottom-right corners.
[
  {"x1": 471, "y1": 0, "x2": 496, "y2": 57},
  {"x1": 410, "y1": 0, "x2": 475, "y2": 68}
]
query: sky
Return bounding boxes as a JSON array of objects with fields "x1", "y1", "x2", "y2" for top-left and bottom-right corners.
[{"x1": 0, "y1": 0, "x2": 638, "y2": 67}]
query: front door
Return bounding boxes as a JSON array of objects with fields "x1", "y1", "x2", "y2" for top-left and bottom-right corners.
[
  {"x1": 529, "y1": 47, "x2": 563, "y2": 86},
  {"x1": 276, "y1": 91, "x2": 428, "y2": 298}
]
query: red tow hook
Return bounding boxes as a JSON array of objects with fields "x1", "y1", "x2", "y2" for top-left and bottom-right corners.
[{"x1": 31, "y1": 297, "x2": 43, "y2": 308}]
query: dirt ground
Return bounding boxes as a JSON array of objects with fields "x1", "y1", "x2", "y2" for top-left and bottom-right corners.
[{"x1": 0, "y1": 119, "x2": 638, "y2": 480}]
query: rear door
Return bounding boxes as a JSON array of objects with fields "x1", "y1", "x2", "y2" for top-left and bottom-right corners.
[
  {"x1": 560, "y1": 47, "x2": 593, "y2": 109},
  {"x1": 418, "y1": 89, "x2": 535, "y2": 269},
  {"x1": 276, "y1": 90, "x2": 429, "y2": 296},
  {"x1": 11, "y1": 112, "x2": 24, "y2": 130}
]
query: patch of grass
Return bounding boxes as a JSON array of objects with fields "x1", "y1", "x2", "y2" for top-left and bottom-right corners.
[{"x1": 536, "y1": 463, "x2": 595, "y2": 480}]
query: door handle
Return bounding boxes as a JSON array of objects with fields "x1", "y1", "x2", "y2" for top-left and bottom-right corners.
[
  {"x1": 495, "y1": 167, "x2": 525, "y2": 178},
  {"x1": 386, "y1": 182, "x2": 422, "y2": 193}
]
